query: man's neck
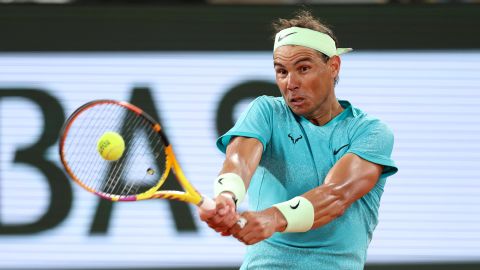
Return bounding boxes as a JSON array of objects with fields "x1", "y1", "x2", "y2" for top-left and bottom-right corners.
[{"x1": 308, "y1": 99, "x2": 344, "y2": 126}]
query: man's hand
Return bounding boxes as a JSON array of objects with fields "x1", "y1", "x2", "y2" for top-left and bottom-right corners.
[
  {"x1": 198, "y1": 192, "x2": 239, "y2": 236},
  {"x1": 229, "y1": 207, "x2": 287, "y2": 245}
]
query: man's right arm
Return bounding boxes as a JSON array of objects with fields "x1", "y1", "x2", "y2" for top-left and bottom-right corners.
[
  {"x1": 199, "y1": 136, "x2": 263, "y2": 235},
  {"x1": 220, "y1": 136, "x2": 263, "y2": 188}
]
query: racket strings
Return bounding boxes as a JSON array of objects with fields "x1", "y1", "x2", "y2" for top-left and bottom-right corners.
[
  {"x1": 105, "y1": 116, "x2": 158, "y2": 195},
  {"x1": 118, "y1": 126, "x2": 167, "y2": 196},
  {"x1": 84, "y1": 104, "x2": 127, "y2": 186},
  {"x1": 65, "y1": 104, "x2": 113, "y2": 184},
  {"x1": 99, "y1": 113, "x2": 145, "y2": 194},
  {"x1": 76, "y1": 103, "x2": 126, "y2": 190},
  {"x1": 115, "y1": 124, "x2": 164, "y2": 196},
  {"x1": 62, "y1": 102, "x2": 168, "y2": 198},
  {"x1": 100, "y1": 108, "x2": 167, "y2": 196},
  {"x1": 68, "y1": 103, "x2": 115, "y2": 180}
]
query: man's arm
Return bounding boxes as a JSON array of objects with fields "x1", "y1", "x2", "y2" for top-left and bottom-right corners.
[
  {"x1": 198, "y1": 136, "x2": 263, "y2": 234},
  {"x1": 230, "y1": 153, "x2": 383, "y2": 245},
  {"x1": 304, "y1": 153, "x2": 382, "y2": 228},
  {"x1": 220, "y1": 136, "x2": 263, "y2": 189}
]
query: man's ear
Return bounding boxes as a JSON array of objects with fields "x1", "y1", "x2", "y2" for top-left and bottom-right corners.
[{"x1": 328, "y1": 55, "x2": 341, "y2": 79}]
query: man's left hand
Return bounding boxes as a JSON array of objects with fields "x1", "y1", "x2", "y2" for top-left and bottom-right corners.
[{"x1": 229, "y1": 207, "x2": 287, "y2": 245}]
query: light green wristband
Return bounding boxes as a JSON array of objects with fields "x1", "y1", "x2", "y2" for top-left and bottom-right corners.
[
  {"x1": 214, "y1": 173, "x2": 246, "y2": 206},
  {"x1": 273, "y1": 196, "x2": 314, "y2": 233}
]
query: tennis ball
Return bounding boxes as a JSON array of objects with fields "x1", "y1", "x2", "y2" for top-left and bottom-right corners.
[{"x1": 97, "y1": 131, "x2": 125, "y2": 161}]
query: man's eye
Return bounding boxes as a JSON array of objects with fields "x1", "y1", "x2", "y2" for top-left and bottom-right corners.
[
  {"x1": 276, "y1": 69, "x2": 287, "y2": 75},
  {"x1": 300, "y1": 66, "x2": 310, "y2": 72}
]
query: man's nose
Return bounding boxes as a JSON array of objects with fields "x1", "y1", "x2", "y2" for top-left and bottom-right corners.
[{"x1": 286, "y1": 73, "x2": 300, "y2": 91}]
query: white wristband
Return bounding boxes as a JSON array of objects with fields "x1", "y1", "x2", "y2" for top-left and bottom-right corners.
[
  {"x1": 214, "y1": 173, "x2": 246, "y2": 206},
  {"x1": 273, "y1": 196, "x2": 314, "y2": 233}
]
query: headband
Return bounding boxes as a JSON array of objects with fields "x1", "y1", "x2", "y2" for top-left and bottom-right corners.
[{"x1": 273, "y1": 27, "x2": 352, "y2": 57}]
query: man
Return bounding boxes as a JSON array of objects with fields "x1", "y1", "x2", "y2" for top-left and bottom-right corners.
[{"x1": 200, "y1": 10, "x2": 398, "y2": 270}]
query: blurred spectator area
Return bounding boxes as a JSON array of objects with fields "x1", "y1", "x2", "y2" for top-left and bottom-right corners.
[{"x1": 1, "y1": 0, "x2": 480, "y2": 4}]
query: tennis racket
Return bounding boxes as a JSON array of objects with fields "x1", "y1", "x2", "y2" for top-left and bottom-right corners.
[{"x1": 59, "y1": 99, "x2": 225, "y2": 216}]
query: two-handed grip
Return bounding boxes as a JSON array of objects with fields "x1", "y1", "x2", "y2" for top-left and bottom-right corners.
[{"x1": 199, "y1": 196, "x2": 246, "y2": 228}]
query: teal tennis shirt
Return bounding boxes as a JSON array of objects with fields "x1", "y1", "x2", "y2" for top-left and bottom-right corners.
[{"x1": 217, "y1": 96, "x2": 398, "y2": 270}]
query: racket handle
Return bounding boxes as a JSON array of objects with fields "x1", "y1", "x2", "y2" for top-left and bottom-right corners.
[
  {"x1": 199, "y1": 196, "x2": 246, "y2": 229},
  {"x1": 199, "y1": 196, "x2": 216, "y2": 211}
]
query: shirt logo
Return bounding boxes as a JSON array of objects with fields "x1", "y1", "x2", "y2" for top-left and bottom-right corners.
[
  {"x1": 288, "y1": 133, "x2": 303, "y2": 144},
  {"x1": 333, "y1": 144, "x2": 350, "y2": 155},
  {"x1": 277, "y1": 32, "x2": 297, "y2": 42}
]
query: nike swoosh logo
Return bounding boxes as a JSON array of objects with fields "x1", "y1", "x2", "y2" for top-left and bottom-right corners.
[
  {"x1": 333, "y1": 144, "x2": 350, "y2": 155},
  {"x1": 290, "y1": 200, "x2": 300, "y2": 210},
  {"x1": 218, "y1": 178, "x2": 223, "y2": 185},
  {"x1": 278, "y1": 32, "x2": 297, "y2": 42}
]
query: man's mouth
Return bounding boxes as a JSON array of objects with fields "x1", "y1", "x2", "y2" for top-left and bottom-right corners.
[{"x1": 290, "y1": 97, "x2": 305, "y2": 106}]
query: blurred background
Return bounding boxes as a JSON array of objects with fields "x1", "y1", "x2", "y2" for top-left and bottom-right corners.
[{"x1": 1, "y1": 1, "x2": 479, "y2": 269}]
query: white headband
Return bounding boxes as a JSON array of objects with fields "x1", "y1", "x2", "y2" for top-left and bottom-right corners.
[{"x1": 274, "y1": 27, "x2": 352, "y2": 57}]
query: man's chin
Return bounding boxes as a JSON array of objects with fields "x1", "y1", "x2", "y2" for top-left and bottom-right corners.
[{"x1": 289, "y1": 106, "x2": 308, "y2": 117}]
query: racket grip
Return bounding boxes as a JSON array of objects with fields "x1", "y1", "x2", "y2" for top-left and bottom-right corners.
[
  {"x1": 199, "y1": 196, "x2": 216, "y2": 211},
  {"x1": 199, "y1": 196, "x2": 246, "y2": 229}
]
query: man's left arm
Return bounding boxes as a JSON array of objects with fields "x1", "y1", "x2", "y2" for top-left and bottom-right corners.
[
  {"x1": 230, "y1": 153, "x2": 382, "y2": 245},
  {"x1": 302, "y1": 153, "x2": 382, "y2": 228}
]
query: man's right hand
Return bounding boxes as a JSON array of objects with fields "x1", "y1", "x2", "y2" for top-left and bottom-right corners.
[{"x1": 198, "y1": 192, "x2": 239, "y2": 236}]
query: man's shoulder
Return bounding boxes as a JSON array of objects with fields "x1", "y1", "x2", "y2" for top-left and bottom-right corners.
[
  {"x1": 254, "y1": 95, "x2": 285, "y2": 106},
  {"x1": 343, "y1": 101, "x2": 393, "y2": 135},
  {"x1": 251, "y1": 95, "x2": 290, "y2": 114}
]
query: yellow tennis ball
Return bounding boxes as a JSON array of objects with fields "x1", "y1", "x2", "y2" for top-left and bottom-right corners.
[{"x1": 97, "y1": 131, "x2": 125, "y2": 161}]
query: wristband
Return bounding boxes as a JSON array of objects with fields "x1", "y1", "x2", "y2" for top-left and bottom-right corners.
[
  {"x1": 273, "y1": 196, "x2": 314, "y2": 232},
  {"x1": 214, "y1": 173, "x2": 246, "y2": 206}
]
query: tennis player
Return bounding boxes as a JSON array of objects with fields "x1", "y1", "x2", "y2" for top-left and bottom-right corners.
[{"x1": 200, "y1": 10, "x2": 398, "y2": 270}]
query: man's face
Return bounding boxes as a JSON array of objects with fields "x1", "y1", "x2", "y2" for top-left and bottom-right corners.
[{"x1": 273, "y1": 45, "x2": 340, "y2": 119}]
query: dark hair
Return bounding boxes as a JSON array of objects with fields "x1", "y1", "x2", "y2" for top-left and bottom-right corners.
[
  {"x1": 272, "y1": 10, "x2": 338, "y2": 45},
  {"x1": 272, "y1": 10, "x2": 340, "y2": 84}
]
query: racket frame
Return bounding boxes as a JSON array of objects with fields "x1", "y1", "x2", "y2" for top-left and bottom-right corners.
[{"x1": 59, "y1": 100, "x2": 204, "y2": 206}]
